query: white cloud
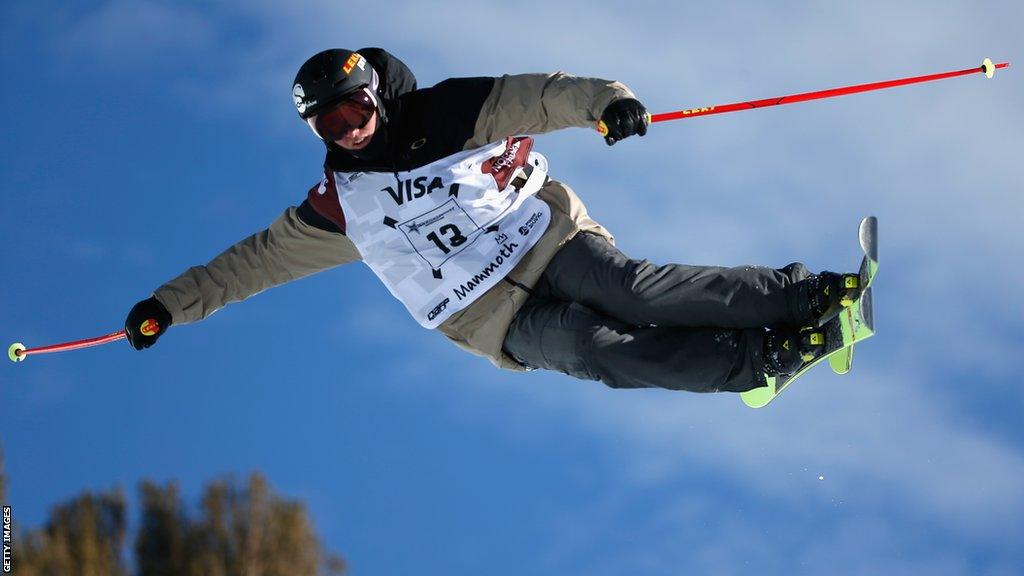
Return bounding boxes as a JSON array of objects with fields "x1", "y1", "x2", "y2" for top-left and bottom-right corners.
[{"x1": 429, "y1": 356, "x2": 1024, "y2": 573}]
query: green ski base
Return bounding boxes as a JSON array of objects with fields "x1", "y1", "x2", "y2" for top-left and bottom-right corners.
[{"x1": 741, "y1": 216, "x2": 878, "y2": 408}]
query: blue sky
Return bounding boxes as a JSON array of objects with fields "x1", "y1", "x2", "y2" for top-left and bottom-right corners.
[{"x1": 1, "y1": 1, "x2": 1022, "y2": 574}]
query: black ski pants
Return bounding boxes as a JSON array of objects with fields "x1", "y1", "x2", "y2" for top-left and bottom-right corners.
[{"x1": 502, "y1": 232, "x2": 813, "y2": 393}]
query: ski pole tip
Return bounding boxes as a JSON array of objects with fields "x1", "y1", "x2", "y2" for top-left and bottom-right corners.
[
  {"x1": 982, "y1": 58, "x2": 995, "y2": 78},
  {"x1": 8, "y1": 342, "x2": 27, "y2": 363}
]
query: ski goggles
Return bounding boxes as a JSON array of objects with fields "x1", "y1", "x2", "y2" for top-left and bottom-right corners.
[{"x1": 306, "y1": 88, "x2": 377, "y2": 141}]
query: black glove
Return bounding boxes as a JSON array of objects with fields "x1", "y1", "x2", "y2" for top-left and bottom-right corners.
[
  {"x1": 125, "y1": 296, "x2": 172, "y2": 350},
  {"x1": 600, "y1": 98, "x2": 649, "y2": 146}
]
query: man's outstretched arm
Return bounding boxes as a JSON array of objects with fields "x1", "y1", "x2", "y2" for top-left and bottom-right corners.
[
  {"x1": 125, "y1": 204, "x2": 360, "y2": 349},
  {"x1": 465, "y1": 72, "x2": 641, "y2": 147}
]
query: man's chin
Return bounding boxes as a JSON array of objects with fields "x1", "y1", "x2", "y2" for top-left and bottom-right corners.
[{"x1": 339, "y1": 138, "x2": 369, "y2": 151}]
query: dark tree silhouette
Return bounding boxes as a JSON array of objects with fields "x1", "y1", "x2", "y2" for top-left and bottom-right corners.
[{"x1": 4, "y1": 448, "x2": 344, "y2": 576}]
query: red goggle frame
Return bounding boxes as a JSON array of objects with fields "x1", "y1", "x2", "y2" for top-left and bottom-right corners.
[{"x1": 307, "y1": 88, "x2": 377, "y2": 141}]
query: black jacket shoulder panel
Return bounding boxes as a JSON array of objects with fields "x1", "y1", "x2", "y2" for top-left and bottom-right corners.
[
  {"x1": 324, "y1": 76, "x2": 497, "y2": 173},
  {"x1": 396, "y1": 77, "x2": 496, "y2": 166},
  {"x1": 297, "y1": 199, "x2": 343, "y2": 234},
  {"x1": 358, "y1": 47, "x2": 417, "y2": 99}
]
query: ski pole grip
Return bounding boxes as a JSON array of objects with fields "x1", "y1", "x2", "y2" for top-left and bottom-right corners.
[{"x1": 595, "y1": 112, "x2": 653, "y2": 137}]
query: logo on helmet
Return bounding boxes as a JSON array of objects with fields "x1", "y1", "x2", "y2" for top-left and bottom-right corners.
[
  {"x1": 342, "y1": 53, "x2": 366, "y2": 75},
  {"x1": 293, "y1": 83, "x2": 314, "y2": 114}
]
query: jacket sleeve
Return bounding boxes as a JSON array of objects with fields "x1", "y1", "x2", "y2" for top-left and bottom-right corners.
[
  {"x1": 466, "y1": 72, "x2": 635, "y2": 147},
  {"x1": 152, "y1": 206, "x2": 362, "y2": 325}
]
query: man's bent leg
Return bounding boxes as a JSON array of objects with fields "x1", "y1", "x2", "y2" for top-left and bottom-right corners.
[
  {"x1": 503, "y1": 297, "x2": 766, "y2": 393},
  {"x1": 541, "y1": 232, "x2": 814, "y2": 329}
]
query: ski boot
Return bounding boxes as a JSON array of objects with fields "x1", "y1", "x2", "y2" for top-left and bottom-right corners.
[
  {"x1": 804, "y1": 271, "x2": 862, "y2": 327},
  {"x1": 762, "y1": 326, "x2": 827, "y2": 377}
]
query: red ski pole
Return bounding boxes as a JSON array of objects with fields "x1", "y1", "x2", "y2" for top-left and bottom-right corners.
[
  {"x1": 598, "y1": 58, "x2": 1009, "y2": 135},
  {"x1": 8, "y1": 318, "x2": 162, "y2": 362}
]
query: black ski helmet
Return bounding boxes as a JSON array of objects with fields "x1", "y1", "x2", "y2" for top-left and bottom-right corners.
[{"x1": 292, "y1": 49, "x2": 382, "y2": 121}]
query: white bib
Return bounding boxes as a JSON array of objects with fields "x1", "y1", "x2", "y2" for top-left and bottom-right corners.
[{"x1": 331, "y1": 137, "x2": 551, "y2": 328}]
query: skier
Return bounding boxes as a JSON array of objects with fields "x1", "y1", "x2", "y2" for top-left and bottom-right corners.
[{"x1": 124, "y1": 48, "x2": 855, "y2": 393}]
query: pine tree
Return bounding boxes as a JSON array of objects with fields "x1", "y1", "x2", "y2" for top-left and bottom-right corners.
[
  {"x1": 176, "y1": 473, "x2": 344, "y2": 576},
  {"x1": 16, "y1": 488, "x2": 129, "y2": 576},
  {"x1": 136, "y1": 480, "x2": 190, "y2": 576}
]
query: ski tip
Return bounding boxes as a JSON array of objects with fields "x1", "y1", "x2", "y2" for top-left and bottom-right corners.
[
  {"x1": 859, "y1": 216, "x2": 878, "y2": 264},
  {"x1": 859, "y1": 215, "x2": 878, "y2": 237},
  {"x1": 982, "y1": 58, "x2": 995, "y2": 78},
  {"x1": 8, "y1": 342, "x2": 27, "y2": 363}
]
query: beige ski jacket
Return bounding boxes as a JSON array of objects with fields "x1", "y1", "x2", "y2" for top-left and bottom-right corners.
[{"x1": 154, "y1": 72, "x2": 633, "y2": 370}]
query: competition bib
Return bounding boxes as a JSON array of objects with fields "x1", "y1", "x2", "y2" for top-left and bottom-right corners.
[{"x1": 328, "y1": 137, "x2": 551, "y2": 328}]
